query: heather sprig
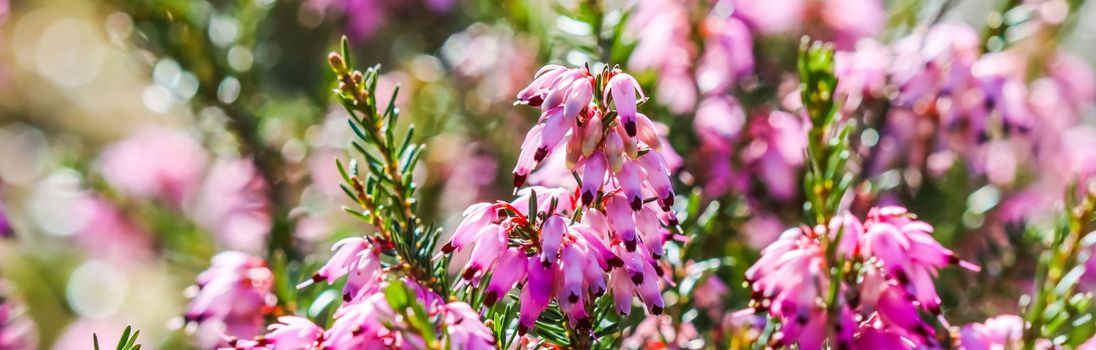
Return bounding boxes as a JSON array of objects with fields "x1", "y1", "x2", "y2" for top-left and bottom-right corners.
[
  {"x1": 1021, "y1": 184, "x2": 1096, "y2": 349},
  {"x1": 325, "y1": 38, "x2": 447, "y2": 295},
  {"x1": 744, "y1": 39, "x2": 981, "y2": 349},
  {"x1": 798, "y1": 38, "x2": 858, "y2": 336},
  {"x1": 799, "y1": 39, "x2": 856, "y2": 227}
]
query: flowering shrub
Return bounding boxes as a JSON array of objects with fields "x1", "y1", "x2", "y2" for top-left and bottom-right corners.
[{"x1": 0, "y1": 0, "x2": 1094, "y2": 349}]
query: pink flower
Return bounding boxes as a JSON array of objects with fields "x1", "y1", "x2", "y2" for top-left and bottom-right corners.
[
  {"x1": 852, "y1": 316, "x2": 918, "y2": 349},
  {"x1": 606, "y1": 73, "x2": 644, "y2": 137},
  {"x1": 747, "y1": 207, "x2": 977, "y2": 348},
  {"x1": 694, "y1": 97, "x2": 746, "y2": 153},
  {"x1": 696, "y1": 16, "x2": 754, "y2": 95},
  {"x1": 321, "y1": 289, "x2": 406, "y2": 349},
  {"x1": 1079, "y1": 336, "x2": 1096, "y2": 350},
  {"x1": 185, "y1": 252, "x2": 276, "y2": 348},
  {"x1": 958, "y1": 315, "x2": 1028, "y2": 350},
  {"x1": 692, "y1": 275, "x2": 729, "y2": 320},
  {"x1": 835, "y1": 39, "x2": 891, "y2": 111},
  {"x1": 513, "y1": 66, "x2": 677, "y2": 212},
  {"x1": 444, "y1": 186, "x2": 670, "y2": 333},
  {"x1": 744, "y1": 110, "x2": 807, "y2": 201},
  {"x1": 692, "y1": 96, "x2": 748, "y2": 197},
  {"x1": 745, "y1": 227, "x2": 854, "y2": 348},
  {"x1": 731, "y1": 0, "x2": 805, "y2": 34},
  {"x1": 317, "y1": 280, "x2": 492, "y2": 350},
  {"x1": 861, "y1": 206, "x2": 980, "y2": 312},
  {"x1": 97, "y1": 126, "x2": 208, "y2": 207},
  {"x1": 856, "y1": 268, "x2": 936, "y2": 344},
  {"x1": 821, "y1": 0, "x2": 885, "y2": 48},
  {"x1": 300, "y1": 237, "x2": 383, "y2": 302},
  {"x1": 0, "y1": 202, "x2": 13, "y2": 238},
  {"x1": 0, "y1": 282, "x2": 36, "y2": 350},
  {"x1": 222, "y1": 317, "x2": 324, "y2": 350},
  {"x1": 580, "y1": 151, "x2": 608, "y2": 205},
  {"x1": 189, "y1": 158, "x2": 272, "y2": 254},
  {"x1": 73, "y1": 197, "x2": 154, "y2": 264},
  {"x1": 439, "y1": 302, "x2": 495, "y2": 350}
]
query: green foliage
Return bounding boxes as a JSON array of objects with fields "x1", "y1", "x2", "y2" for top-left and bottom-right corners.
[
  {"x1": 798, "y1": 38, "x2": 856, "y2": 227},
  {"x1": 1021, "y1": 187, "x2": 1096, "y2": 348},
  {"x1": 93, "y1": 326, "x2": 141, "y2": 350}
]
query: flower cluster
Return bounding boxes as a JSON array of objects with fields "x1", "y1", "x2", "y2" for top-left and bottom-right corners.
[
  {"x1": 444, "y1": 186, "x2": 671, "y2": 333},
  {"x1": 436, "y1": 64, "x2": 680, "y2": 340},
  {"x1": 184, "y1": 252, "x2": 277, "y2": 348},
  {"x1": 222, "y1": 280, "x2": 494, "y2": 350},
  {"x1": 299, "y1": 236, "x2": 384, "y2": 302},
  {"x1": 514, "y1": 65, "x2": 676, "y2": 212},
  {"x1": 834, "y1": 22, "x2": 1096, "y2": 219},
  {"x1": 746, "y1": 206, "x2": 979, "y2": 348}
]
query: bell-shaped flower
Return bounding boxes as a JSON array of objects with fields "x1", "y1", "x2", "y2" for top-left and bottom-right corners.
[{"x1": 605, "y1": 73, "x2": 644, "y2": 137}]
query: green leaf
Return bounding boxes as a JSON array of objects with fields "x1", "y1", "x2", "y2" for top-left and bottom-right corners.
[
  {"x1": 340, "y1": 36, "x2": 352, "y2": 69},
  {"x1": 529, "y1": 189, "x2": 539, "y2": 221},
  {"x1": 398, "y1": 126, "x2": 415, "y2": 158},
  {"x1": 335, "y1": 158, "x2": 352, "y2": 184},
  {"x1": 116, "y1": 326, "x2": 131, "y2": 350},
  {"x1": 384, "y1": 281, "x2": 411, "y2": 310}
]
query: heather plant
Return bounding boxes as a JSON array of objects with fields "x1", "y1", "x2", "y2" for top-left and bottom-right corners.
[{"x1": 0, "y1": 0, "x2": 1094, "y2": 349}]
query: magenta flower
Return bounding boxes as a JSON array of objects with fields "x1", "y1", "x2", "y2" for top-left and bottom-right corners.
[
  {"x1": 745, "y1": 110, "x2": 807, "y2": 201},
  {"x1": 856, "y1": 268, "x2": 936, "y2": 345},
  {"x1": 0, "y1": 202, "x2": 13, "y2": 238},
  {"x1": 316, "y1": 280, "x2": 492, "y2": 350},
  {"x1": 696, "y1": 16, "x2": 754, "y2": 95},
  {"x1": 852, "y1": 316, "x2": 918, "y2": 349},
  {"x1": 185, "y1": 252, "x2": 277, "y2": 348},
  {"x1": 444, "y1": 185, "x2": 671, "y2": 334},
  {"x1": 321, "y1": 288, "x2": 408, "y2": 349},
  {"x1": 439, "y1": 302, "x2": 496, "y2": 350},
  {"x1": 746, "y1": 207, "x2": 977, "y2": 348},
  {"x1": 221, "y1": 317, "x2": 323, "y2": 350},
  {"x1": 513, "y1": 66, "x2": 677, "y2": 212},
  {"x1": 744, "y1": 227, "x2": 854, "y2": 348},
  {"x1": 299, "y1": 236, "x2": 383, "y2": 302},
  {"x1": 692, "y1": 96, "x2": 748, "y2": 198},
  {"x1": 958, "y1": 315, "x2": 1032, "y2": 350},
  {"x1": 820, "y1": 0, "x2": 885, "y2": 48},
  {"x1": 835, "y1": 39, "x2": 890, "y2": 111},
  {"x1": 861, "y1": 206, "x2": 980, "y2": 312}
]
